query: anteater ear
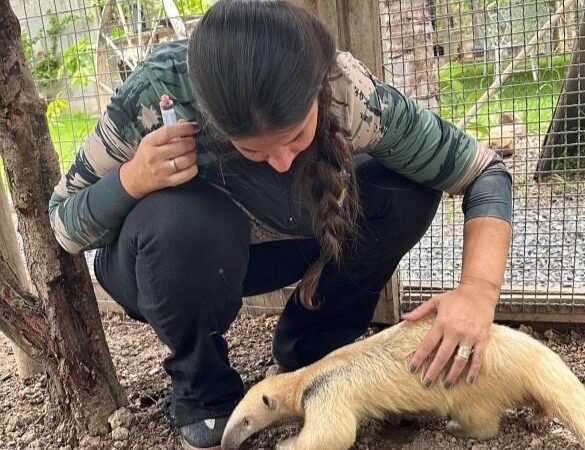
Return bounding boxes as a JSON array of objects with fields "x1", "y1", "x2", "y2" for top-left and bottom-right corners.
[{"x1": 262, "y1": 394, "x2": 276, "y2": 410}]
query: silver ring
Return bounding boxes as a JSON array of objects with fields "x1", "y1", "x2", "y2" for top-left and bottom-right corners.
[
  {"x1": 456, "y1": 344, "x2": 473, "y2": 360},
  {"x1": 169, "y1": 158, "x2": 178, "y2": 173}
]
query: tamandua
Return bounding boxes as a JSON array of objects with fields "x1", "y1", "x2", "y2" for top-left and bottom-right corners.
[{"x1": 221, "y1": 317, "x2": 585, "y2": 450}]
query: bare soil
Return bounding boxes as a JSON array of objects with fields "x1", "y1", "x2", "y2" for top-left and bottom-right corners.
[{"x1": 1, "y1": 314, "x2": 584, "y2": 449}]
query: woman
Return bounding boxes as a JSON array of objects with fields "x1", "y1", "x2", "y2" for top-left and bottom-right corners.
[{"x1": 48, "y1": 1, "x2": 512, "y2": 448}]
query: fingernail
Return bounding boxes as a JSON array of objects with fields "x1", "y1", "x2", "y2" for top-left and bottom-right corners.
[
  {"x1": 444, "y1": 381, "x2": 452, "y2": 389},
  {"x1": 467, "y1": 376, "x2": 475, "y2": 385},
  {"x1": 408, "y1": 362, "x2": 417, "y2": 373},
  {"x1": 423, "y1": 378, "x2": 433, "y2": 389},
  {"x1": 190, "y1": 121, "x2": 201, "y2": 132}
]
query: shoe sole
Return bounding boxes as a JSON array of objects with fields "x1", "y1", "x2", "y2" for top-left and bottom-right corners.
[{"x1": 181, "y1": 436, "x2": 221, "y2": 450}]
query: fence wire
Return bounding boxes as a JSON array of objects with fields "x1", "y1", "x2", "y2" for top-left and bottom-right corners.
[
  {"x1": 5, "y1": 0, "x2": 585, "y2": 320},
  {"x1": 380, "y1": 0, "x2": 585, "y2": 317}
]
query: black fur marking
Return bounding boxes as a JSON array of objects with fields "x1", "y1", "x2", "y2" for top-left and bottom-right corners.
[
  {"x1": 300, "y1": 366, "x2": 353, "y2": 409},
  {"x1": 301, "y1": 372, "x2": 331, "y2": 409}
]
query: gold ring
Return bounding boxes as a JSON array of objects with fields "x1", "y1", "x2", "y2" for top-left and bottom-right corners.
[
  {"x1": 170, "y1": 158, "x2": 178, "y2": 173},
  {"x1": 456, "y1": 344, "x2": 473, "y2": 360}
]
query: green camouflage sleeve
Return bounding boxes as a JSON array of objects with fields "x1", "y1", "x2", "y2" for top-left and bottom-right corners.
[
  {"x1": 328, "y1": 52, "x2": 499, "y2": 196},
  {"x1": 49, "y1": 63, "x2": 160, "y2": 253}
]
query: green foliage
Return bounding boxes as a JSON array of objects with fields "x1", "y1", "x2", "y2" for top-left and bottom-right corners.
[
  {"x1": 46, "y1": 98, "x2": 69, "y2": 122},
  {"x1": 47, "y1": 102, "x2": 97, "y2": 170},
  {"x1": 59, "y1": 37, "x2": 93, "y2": 87},
  {"x1": 21, "y1": 11, "x2": 93, "y2": 88},
  {"x1": 175, "y1": 0, "x2": 213, "y2": 16}
]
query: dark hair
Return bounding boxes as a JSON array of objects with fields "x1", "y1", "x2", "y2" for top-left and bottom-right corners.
[{"x1": 188, "y1": 0, "x2": 360, "y2": 308}]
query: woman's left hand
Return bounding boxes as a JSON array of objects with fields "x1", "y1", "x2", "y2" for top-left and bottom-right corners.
[{"x1": 403, "y1": 280, "x2": 498, "y2": 388}]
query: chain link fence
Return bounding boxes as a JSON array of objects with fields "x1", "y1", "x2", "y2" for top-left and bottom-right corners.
[{"x1": 4, "y1": 0, "x2": 585, "y2": 322}]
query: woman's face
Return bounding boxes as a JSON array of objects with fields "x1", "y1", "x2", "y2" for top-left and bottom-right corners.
[{"x1": 229, "y1": 100, "x2": 319, "y2": 173}]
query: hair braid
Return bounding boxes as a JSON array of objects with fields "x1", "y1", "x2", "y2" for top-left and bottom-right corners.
[{"x1": 296, "y1": 77, "x2": 361, "y2": 309}]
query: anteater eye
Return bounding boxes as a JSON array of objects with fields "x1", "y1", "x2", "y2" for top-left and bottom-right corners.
[{"x1": 243, "y1": 417, "x2": 250, "y2": 428}]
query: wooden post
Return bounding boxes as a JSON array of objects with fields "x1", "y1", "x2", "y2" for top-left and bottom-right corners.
[{"x1": 291, "y1": 0, "x2": 383, "y2": 78}]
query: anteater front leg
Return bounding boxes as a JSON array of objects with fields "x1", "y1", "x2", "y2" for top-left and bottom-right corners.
[{"x1": 276, "y1": 403, "x2": 358, "y2": 450}]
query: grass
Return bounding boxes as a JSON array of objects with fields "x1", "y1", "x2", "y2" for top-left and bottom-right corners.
[
  {"x1": 438, "y1": 53, "x2": 570, "y2": 138},
  {"x1": 48, "y1": 111, "x2": 98, "y2": 172}
]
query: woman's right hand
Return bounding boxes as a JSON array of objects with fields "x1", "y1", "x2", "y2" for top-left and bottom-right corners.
[{"x1": 120, "y1": 121, "x2": 199, "y2": 199}]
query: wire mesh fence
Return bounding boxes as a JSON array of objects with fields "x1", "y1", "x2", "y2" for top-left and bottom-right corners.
[
  {"x1": 380, "y1": 0, "x2": 585, "y2": 318},
  {"x1": 3, "y1": 0, "x2": 585, "y2": 321}
]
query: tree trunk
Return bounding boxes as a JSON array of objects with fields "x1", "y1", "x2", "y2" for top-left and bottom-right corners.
[
  {"x1": 0, "y1": 1, "x2": 126, "y2": 443},
  {"x1": 536, "y1": 8, "x2": 585, "y2": 179},
  {"x1": 383, "y1": 0, "x2": 440, "y2": 113},
  {"x1": 0, "y1": 184, "x2": 42, "y2": 379}
]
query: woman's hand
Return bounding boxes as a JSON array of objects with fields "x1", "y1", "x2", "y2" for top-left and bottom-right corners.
[
  {"x1": 403, "y1": 278, "x2": 499, "y2": 388},
  {"x1": 120, "y1": 121, "x2": 199, "y2": 199}
]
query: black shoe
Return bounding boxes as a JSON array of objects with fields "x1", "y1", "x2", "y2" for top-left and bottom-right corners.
[{"x1": 180, "y1": 416, "x2": 229, "y2": 450}]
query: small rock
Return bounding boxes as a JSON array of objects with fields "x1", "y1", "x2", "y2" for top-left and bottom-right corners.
[
  {"x1": 26, "y1": 439, "x2": 42, "y2": 449},
  {"x1": 530, "y1": 437, "x2": 544, "y2": 449},
  {"x1": 78, "y1": 435, "x2": 101, "y2": 450},
  {"x1": 21, "y1": 386, "x2": 34, "y2": 396},
  {"x1": 113, "y1": 441, "x2": 126, "y2": 449},
  {"x1": 4, "y1": 415, "x2": 21, "y2": 433},
  {"x1": 108, "y1": 407, "x2": 134, "y2": 429},
  {"x1": 19, "y1": 429, "x2": 36, "y2": 445},
  {"x1": 471, "y1": 444, "x2": 489, "y2": 450},
  {"x1": 519, "y1": 324, "x2": 533, "y2": 335},
  {"x1": 544, "y1": 329, "x2": 554, "y2": 340},
  {"x1": 111, "y1": 426, "x2": 129, "y2": 441}
]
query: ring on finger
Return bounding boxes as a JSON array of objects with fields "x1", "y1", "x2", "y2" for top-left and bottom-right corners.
[
  {"x1": 169, "y1": 158, "x2": 179, "y2": 173},
  {"x1": 456, "y1": 344, "x2": 473, "y2": 360}
]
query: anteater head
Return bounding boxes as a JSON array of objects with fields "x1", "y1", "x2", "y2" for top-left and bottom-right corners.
[{"x1": 221, "y1": 374, "x2": 299, "y2": 449}]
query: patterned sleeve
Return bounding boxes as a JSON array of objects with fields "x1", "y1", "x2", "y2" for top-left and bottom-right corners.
[
  {"x1": 49, "y1": 64, "x2": 159, "y2": 253},
  {"x1": 328, "y1": 52, "x2": 500, "y2": 196}
]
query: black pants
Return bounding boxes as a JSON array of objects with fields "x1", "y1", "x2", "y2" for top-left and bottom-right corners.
[{"x1": 94, "y1": 157, "x2": 441, "y2": 426}]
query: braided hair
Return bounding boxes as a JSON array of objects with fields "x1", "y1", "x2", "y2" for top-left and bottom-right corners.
[{"x1": 295, "y1": 78, "x2": 360, "y2": 309}]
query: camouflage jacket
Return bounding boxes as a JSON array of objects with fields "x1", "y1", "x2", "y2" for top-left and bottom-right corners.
[{"x1": 49, "y1": 40, "x2": 511, "y2": 254}]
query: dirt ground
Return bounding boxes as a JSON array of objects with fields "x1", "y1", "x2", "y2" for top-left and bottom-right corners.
[{"x1": 1, "y1": 313, "x2": 584, "y2": 450}]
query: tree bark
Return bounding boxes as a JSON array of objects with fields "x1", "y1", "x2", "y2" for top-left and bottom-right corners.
[
  {"x1": 536, "y1": 8, "x2": 585, "y2": 179},
  {"x1": 0, "y1": 0, "x2": 126, "y2": 443},
  {"x1": 0, "y1": 183, "x2": 42, "y2": 379}
]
